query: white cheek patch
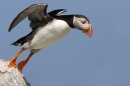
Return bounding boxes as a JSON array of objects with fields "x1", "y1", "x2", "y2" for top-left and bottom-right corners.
[
  {"x1": 73, "y1": 16, "x2": 89, "y2": 29},
  {"x1": 73, "y1": 16, "x2": 83, "y2": 29}
]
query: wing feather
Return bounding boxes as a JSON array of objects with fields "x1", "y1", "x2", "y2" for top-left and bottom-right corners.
[
  {"x1": 48, "y1": 9, "x2": 66, "y2": 16},
  {"x1": 8, "y1": 3, "x2": 48, "y2": 32}
]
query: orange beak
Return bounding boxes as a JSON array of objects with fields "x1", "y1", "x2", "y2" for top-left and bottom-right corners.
[{"x1": 83, "y1": 24, "x2": 93, "y2": 37}]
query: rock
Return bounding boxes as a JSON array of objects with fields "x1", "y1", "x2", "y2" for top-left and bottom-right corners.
[{"x1": 0, "y1": 59, "x2": 30, "y2": 86}]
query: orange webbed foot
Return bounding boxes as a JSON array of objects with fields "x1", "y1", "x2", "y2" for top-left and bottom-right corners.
[
  {"x1": 8, "y1": 49, "x2": 23, "y2": 68},
  {"x1": 18, "y1": 60, "x2": 26, "y2": 73},
  {"x1": 18, "y1": 53, "x2": 33, "y2": 73},
  {"x1": 8, "y1": 60, "x2": 16, "y2": 67}
]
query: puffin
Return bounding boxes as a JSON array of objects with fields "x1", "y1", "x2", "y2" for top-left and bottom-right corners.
[{"x1": 8, "y1": 3, "x2": 93, "y2": 73}]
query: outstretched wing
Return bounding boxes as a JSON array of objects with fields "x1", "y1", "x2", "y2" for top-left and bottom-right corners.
[
  {"x1": 48, "y1": 9, "x2": 66, "y2": 16},
  {"x1": 8, "y1": 3, "x2": 48, "y2": 32}
]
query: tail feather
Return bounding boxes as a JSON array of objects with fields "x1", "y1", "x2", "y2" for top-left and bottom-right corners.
[
  {"x1": 11, "y1": 36, "x2": 27, "y2": 46},
  {"x1": 10, "y1": 42, "x2": 21, "y2": 46},
  {"x1": 10, "y1": 30, "x2": 36, "y2": 46}
]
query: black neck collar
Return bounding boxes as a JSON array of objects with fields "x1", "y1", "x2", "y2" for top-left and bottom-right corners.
[{"x1": 53, "y1": 15, "x2": 75, "y2": 28}]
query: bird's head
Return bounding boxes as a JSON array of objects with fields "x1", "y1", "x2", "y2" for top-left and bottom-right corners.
[{"x1": 73, "y1": 15, "x2": 93, "y2": 37}]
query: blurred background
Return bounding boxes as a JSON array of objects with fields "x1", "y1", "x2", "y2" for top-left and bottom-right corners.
[{"x1": 0, "y1": 0, "x2": 130, "y2": 86}]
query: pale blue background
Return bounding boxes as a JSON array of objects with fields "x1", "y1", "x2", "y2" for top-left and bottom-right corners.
[{"x1": 0, "y1": 0, "x2": 130, "y2": 86}]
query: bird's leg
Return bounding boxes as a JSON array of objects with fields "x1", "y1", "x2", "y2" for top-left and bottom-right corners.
[
  {"x1": 8, "y1": 49, "x2": 23, "y2": 67},
  {"x1": 18, "y1": 53, "x2": 33, "y2": 73}
]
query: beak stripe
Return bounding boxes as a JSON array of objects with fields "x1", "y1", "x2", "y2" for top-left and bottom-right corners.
[{"x1": 83, "y1": 24, "x2": 93, "y2": 37}]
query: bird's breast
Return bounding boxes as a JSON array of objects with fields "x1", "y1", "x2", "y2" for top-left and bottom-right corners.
[{"x1": 29, "y1": 19, "x2": 71, "y2": 49}]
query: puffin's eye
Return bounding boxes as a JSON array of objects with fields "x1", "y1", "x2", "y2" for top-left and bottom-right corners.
[
  {"x1": 77, "y1": 18, "x2": 86, "y2": 24},
  {"x1": 81, "y1": 20, "x2": 86, "y2": 24}
]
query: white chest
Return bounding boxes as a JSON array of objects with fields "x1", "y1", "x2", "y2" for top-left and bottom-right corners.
[{"x1": 27, "y1": 19, "x2": 71, "y2": 49}]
